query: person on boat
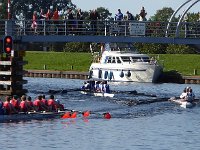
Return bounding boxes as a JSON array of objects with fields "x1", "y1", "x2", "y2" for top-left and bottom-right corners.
[
  {"x1": 81, "y1": 81, "x2": 91, "y2": 91},
  {"x1": 95, "y1": 81, "x2": 101, "y2": 92},
  {"x1": 26, "y1": 96, "x2": 34, "y2": 111},
  {"x1": 19, "y1": 95, "x2": 29, "y2": 112},
  {"x1": 3, "y1": 96, "x2": 17, "y2": 115},
  {"x1": 180, "y1": 88, "x2": 187, "y2": 99},
  {"x1": 10, "y1": 95, "x2": 20, "y2": 111},
  {"x1": 33, "y1": 95, "x2": 48, "y2": 112},
  {"x1": 186, "y1": 88, "x2": 195, "y2": 102},
  {"x1": 0, "y1": 99, "x2": 4, "y2": 115},
  {"x1": 47, "y1": 95, "x2": 57, "y2": 111},
  {"x1": 55, "y1": 99, "x2": 64, "y2": 111},
  {"x1": 41, "y1": 95, "x2": 48, "y2": 106},
  {"x1": 102, "y1": 81, "x2": 110, "y2": 93}
]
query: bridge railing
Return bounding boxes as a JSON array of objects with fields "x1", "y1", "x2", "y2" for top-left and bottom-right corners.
[{"x1": 1, "y1": 19, "x2": 200, "y2": 38}]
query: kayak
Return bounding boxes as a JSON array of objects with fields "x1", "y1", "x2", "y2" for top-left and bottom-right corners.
[
  {"x1": 0, "y1": 111, "x2": 65, "y2": 123},
  {"x1": 169, "y1": 97, "x2": 195, "y2": 108},
  {"x1": 81, "y1": 91, "x2": 114, "y2": 98}
]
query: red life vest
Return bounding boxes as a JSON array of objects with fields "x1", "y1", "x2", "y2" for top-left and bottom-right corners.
[
  {"x1": 10, "y1": 99, "x2": 19, "y2": 110},
  {"x1": 20, "y1": 101, "x2": 28, "y2": 112},
  {"x1": 48, "y1": 99, "x2": 56, "y2": 110},
  {"x1": 3, "y1": 101, "x2": 12, "y2": 115},
  {"x1": 33, "y1": 99, "x2": 43, "y2": 111}
]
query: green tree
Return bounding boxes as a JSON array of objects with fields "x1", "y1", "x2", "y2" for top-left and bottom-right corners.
[
  {"x1": 150, "y1": 7, "x2": 175, "y2": 21},
  {"x1": 134, "y1": 43, "x2": 166, "y2": 54},
  {"x1": 63, "y1": 42, "x2": 90, "y2": 52},
  {"x1": 166, "y1": 44, "x2": 196, "y2": 54},
  {"x1": 11, "y1": 0, "x2": 76, "y2": 19}
]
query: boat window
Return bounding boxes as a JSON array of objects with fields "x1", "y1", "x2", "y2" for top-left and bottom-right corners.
[
  {"x1": 142, "y1": 57, "x2": 150, "y2": 62},
  {"x1": 107, "y1": 57, "x2": 112, "y2": 63},
  {"x1": 131, "y1": 57, "x2": 141, "y2": 62},
  {"x1": 111, "y1": 57, "x2": 116, "y2": 63},
  {"x1": 116, "y1": 57, "x2": 121, "y2": 63},
  {"x1": 121, "y1": 56, "x2": 131, "y2": 62}
]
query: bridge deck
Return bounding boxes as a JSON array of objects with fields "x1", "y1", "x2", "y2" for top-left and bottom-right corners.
[{"x1": 0, "y1": 19, "x2": 200, "y2": 44}]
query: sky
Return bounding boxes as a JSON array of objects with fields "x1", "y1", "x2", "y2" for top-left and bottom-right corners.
[{"x1": 72, "y1": 0, "x2": 200, "y2": 19}]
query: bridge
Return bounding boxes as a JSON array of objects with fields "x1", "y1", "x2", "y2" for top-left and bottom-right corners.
[{"x1": 0, "y1": 19, "x2": 200, "y2": 45}]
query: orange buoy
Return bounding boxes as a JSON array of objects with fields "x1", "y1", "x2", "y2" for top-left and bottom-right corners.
[
  {"x1": 82, "y1": 111, "x2": 90, "y2": 117},
  {"x1": 70, "y1": 112, "x2": 77, "y2": 118},
  {"x1": 103, "y1": 112, "x2": 111, "y2": 119},
  {"x1": 61, "y1": 112, "x2": 71, "y2": 119}
]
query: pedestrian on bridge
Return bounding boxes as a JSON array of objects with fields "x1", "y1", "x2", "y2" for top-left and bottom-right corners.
[{"x1": 31, "y1": 11, "x2": 38, "y2": 34}]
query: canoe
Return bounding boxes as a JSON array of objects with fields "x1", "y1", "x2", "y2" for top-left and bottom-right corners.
[
  {"x1": 81, "y1": 91, "x2": 114, "y2": 98},
  {"x1": 169, "y1": 97, "x2": 195, "y2": 108},
  {"x1": 0, "y1": 111, "x2": 65, "y2": 123}
]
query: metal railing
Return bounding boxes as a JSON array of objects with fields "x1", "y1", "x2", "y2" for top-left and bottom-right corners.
[{"x1": 1, "y1": 19, "x2": 200, "y2": 38}]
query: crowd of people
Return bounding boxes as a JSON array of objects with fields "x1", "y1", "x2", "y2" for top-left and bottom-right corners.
[
  {"x1": 179, "y1": 87, "x2": 195, "y2": 102},
  {"x1": 0, "y1": 94, "x2": 64, "y2": 115},
  {"x1": 81, "y1": 80, "x2": 110, "y2": 93},
  {"x1": 29, "y1": 6, "x2": 147, "y2": 34}
]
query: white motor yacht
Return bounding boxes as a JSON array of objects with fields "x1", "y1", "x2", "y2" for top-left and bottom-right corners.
[{"x1": 88, "y1": 43, "x2": 163, "y2": 83}]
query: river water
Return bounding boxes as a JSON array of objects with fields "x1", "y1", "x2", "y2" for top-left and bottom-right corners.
[{"x1": 0, "y1": 77, "x2": 200, "y2": 150}]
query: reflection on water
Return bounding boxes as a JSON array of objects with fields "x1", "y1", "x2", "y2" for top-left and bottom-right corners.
[{"x1": 0, "y1": 77, "x2": 200, "y2": 150}]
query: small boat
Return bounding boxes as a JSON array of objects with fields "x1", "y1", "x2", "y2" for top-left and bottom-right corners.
[
  {"x1": 0, "y1": 111, "x2": 65, "y2": 123},
  {"x1": 89, "y1": 43, "x2": 163, "y2": 83},
  {"x1": 169, "y1": 97, "x2": 196, "y2": 108},
  {"x1": 81, "y1": 91, "x2": 114, "y2": 98}
]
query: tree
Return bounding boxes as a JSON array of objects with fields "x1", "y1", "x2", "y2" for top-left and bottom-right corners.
[
  {"x1": 11, "y1": 0, "x2": 76, "y2": 19},
  {"x1": 63, "y1": 42, "x2": 90, "y2": 52},
  {"x1": 166, "y1": 44, "x2": 196, "y2": 54},
  {"x1": 150, "y1": 7, "x2": 175, "y2": 22},
  {"x1": 134, "y1": 43, "x2": 166, "y2": 54},
  {"x1": 0, "y1": 0, "x2": 9, "y2": 19}
]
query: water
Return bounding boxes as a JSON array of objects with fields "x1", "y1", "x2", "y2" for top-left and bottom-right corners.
[{"x1": 0, "y1": 78, "x2": 200, "y2": 150}]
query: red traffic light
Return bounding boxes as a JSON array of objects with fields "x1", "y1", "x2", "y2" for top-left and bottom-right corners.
[{"x1": 3, "y1": 36, "x2": 13, "y2": 54}]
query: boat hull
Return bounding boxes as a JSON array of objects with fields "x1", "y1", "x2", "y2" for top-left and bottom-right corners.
[
  {"x1": 169, "y1": 98, "x2": 194, "y2": 108},
  {"x1": 89, "y1": 63, "x2": 162, "y2": 83},
  {"x1": 81, "y1": 91, "x2": 114, "y2": 98},
  {"x1": 0, "y1": 111, "x2": 65, "y2": 123}
]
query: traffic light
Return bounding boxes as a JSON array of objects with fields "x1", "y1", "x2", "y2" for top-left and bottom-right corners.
[{"x1": 3, "y1": 36, "x2": 13, "y2": 54}]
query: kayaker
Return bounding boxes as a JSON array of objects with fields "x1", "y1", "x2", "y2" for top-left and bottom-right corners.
[
  {"x1": 41, "y1": 95, "x2": 48, "y2": 106},
  {"x1": 19, "y1": 95, "x2": 29, "y2": 112},
  {"x1": 47, "y1": 95, "x2": 57, "y2": 111},
  {"x1": 34, "y1": 95, "x2": 48, "y2": 112},
  {"x1": 103, "y1": 81, "x2": 110, "y2": 93},
  {"x1": 0, "y1": 99, "x2": 4, "y2": 115},
  {"x1": 10, "y1": 95, "x2": 20, "y2": 111},
  {"x1": 180, "y1": 88, "x2": 187, "y2": 99},
  {"x1": 187, "y1": 88, "x2": 195, "y2": 102},
  {"x1": 3, "y1": 96, "x2": 17, "y2": 115},
  {"x1": 55, "y1": 99, "x2": 64, "y2": 111},
  {"x1": 26, "y1": 96, "x2": 34, "y2": 111}
]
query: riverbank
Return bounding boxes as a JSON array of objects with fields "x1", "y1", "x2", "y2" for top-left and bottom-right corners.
[{"x1": 24, "y1": 52, "x2": 200, "y2": 76}]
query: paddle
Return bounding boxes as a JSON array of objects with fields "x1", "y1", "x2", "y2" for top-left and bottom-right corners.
[
  {"x1": 48, "y1": 88, "x2": 82, "y2": 94},
  {"x1": 112, "y1": 90, "x2": 157, "y2": 97}
]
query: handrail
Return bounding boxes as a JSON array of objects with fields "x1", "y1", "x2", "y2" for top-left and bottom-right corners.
[{"x1": 0, "y1": 19, "x2": 200, "y2": 39}]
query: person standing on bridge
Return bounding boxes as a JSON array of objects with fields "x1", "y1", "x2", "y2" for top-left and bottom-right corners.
[
  {"x1": 89, "y1": 9, "x2": 100, "y2": 35},
  {"x1": 31, "y1": 11, "x2": 38, "y2": 34},
  {"x1": 76, "y1": 8, "x2": 84, "y2": 35},
  {"x1": 126, "y1": 11, "x2": 134, "y2": 21},
  {"x1": 52, "y1": 7, "x2": 59, "y2": 27},
  {"x1": 115, "y1": 9, "x2": 123, "y2": 25},
  {"x1": 139, "y1": 6, "x2": 147, "y2": 21}
]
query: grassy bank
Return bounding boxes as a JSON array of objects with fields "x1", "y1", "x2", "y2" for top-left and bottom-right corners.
[
  {"x1": 24, "y1": 51, "x2": 200, "y2": 76},
  {"x1": 24, "y1": 51, "x2": 92, "y2": 71}
]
